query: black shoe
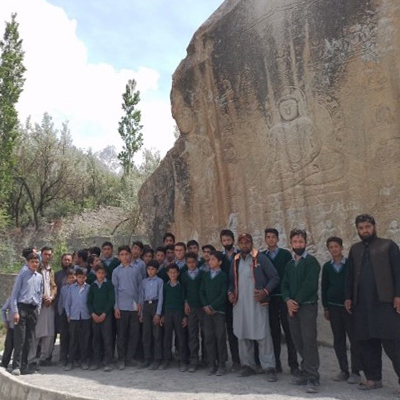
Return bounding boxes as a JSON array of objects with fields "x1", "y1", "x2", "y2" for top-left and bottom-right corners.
[
  {"x1": 306, "y1": 378, "x2": 319, "y2": 393},
  {"x1": 149, "y1": 361, "x2": 161, "y2": 370},
  {"x1": 266, "y1": 368, "x2": 277, "y2": 382},
  {"x1": 276, "y1": 360, "x2": 282, "y2": 373},
  {"x1": 216, "y1": 363, "x2": 227, "y2": 376},
  {"x1": 188, "y1": 363, "x2": 197, "y2": 373},
  {"x1": 290, "y1": 366, "x2": 301, "y2": 377},
  {"x1": 38, "y1": 359, "x2": 52, "y2": 367},
  {"x1": 139, "y1": 361, "x2": 151, "y2": 369},
  {"x1": 207, "y1": 365, "x2": 217, "y2": 375},
  {"x1": 159, "y1": 361, "x2": 170, "y2": 370},
  {"x1": 21, "y1": 365, "x2": 37, "y2": 375},
  {"x1": 290, "y1": 375, "x2": 308, "y2": 386},
  {"x1": 238, "y1": 366, "x2": 256, "y2": 377}
]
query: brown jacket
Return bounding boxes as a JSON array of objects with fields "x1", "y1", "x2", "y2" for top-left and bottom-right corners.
[{"x1": 38, "y1": 265, "x2": 57, "y2": 303}]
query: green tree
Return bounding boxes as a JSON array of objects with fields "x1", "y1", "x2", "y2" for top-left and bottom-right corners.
[
  {"x1": 0, "y1": 13, "x2": 26, "y2": 205},
  {"x1": 117, "y1": 79, "x2": 143, "y2": 176}
]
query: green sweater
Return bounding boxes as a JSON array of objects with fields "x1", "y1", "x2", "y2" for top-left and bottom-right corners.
[
  {"x1": 264, "y1": 248, "x2": 292, "y2": 296},
  {"x1": 87, "y1": 280, "x2": 115, "y2": 316},
  {"x1": 321, "y1": 260, "x2": 348, "y2": 309},
  {"x1": 163, "y1": 281, "x2": 185, "y2": 312},
  {"x1": 104, "y1": 257, "x2": 121, "y2": 280},
  {"x1": 181, "y1": 269, "x2": 205, "y2": 308},
  {"x1": 281, "y1": 254, "x2": 321, "y2": 305},
  {"x1": 157, "y1": 267, "x2": 169, "y2": 284},
  {"x1": 200, "y1": 270, "x2": 228, "y2": 313}
]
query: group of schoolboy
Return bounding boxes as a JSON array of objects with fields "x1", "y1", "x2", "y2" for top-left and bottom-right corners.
[{"x1": 0, "y1": 224, "x2": 389, "y2": 394}]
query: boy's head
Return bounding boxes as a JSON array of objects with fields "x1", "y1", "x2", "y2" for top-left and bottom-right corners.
[
  {"x1": 118, "y1": 245, "x2": 132, "y2": 265},
  {"x1": 209, "y1": 251, "x2": 224, "y2": 270},
  {"x1": 142, "y1": 248, "x2": 154, "y2": 265},
  {"x1": 101, "y1": 241, "x2": 114, "y2": 258},
  {"x1": 165, "y1": 245, "x2": 175, "y2": 262},
  {"x1": 264, "y1": 228, "x2": 280, "y2": 249},
  {"x1": 146, "y1": 260, "x2": 160, "y2": 277},
  {"x1": 326, "y1": 236, "x2": 343, "y2": 258},
  {"x1": 155, "y1": 247, "x2": 166, "y2": 264},
  {"x1": 89, "y1": 246, "x2": 101, "y2": 257},
  {"x1": 61, "y1": 253, "x2": 73, "y2": 270},
  {"x1": 131, "y1": 241, "x2": 144, "y2": 259},
  {"x1": 163, "y1": 232, "x2": 175, "y2": 246},
  {"x1": 26, "y1": 253, "x2": 40, "y2": 272},
  {"x1": 77, "y1": 250, "x2": 88, "y2": 266},
  {"x1": 185, "y1": 252, "x2": 198, "y2": 271},
  {"x1": 95, "y1": 264, "x2": 107, "y2": 282},
  {"x1": 87, "y1": 254, "x2": 100, "y2": 269},
  {"x1": 166, "y1": 264, "x2": 180, "y2": 282},
  {"x1": 75, "y1": 268, "x2": 86, "y2": 285},
  {"x1": 174, "y1": 242, "x2": 187, "y2": 261},
  {"x1": 220, "y1": 229, "x2": 235, "y2": 251},
  {"x1": 22, "y1": 248, "x2": 35, "y2": 261},
  {"x1": 66, "y1": 269, "x2": 76, "y2": 285},
  {"x1": 186, "y1": 240, "x2": 200, "y2": 255},
  {"x1": 41, "y1": 246, "x2": 53, "y2": 265},
  {"x1": 202, "y1": 244, "x2": 216, "y2": 262},
  {"x1": 290, "y1": 229, "x2": 307, "y2": 256}
]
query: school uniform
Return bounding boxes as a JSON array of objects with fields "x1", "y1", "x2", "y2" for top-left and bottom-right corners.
[
  {"x1": 112, "y1": 264, "x2": 142, "y2": 362},
  {"x1": 140, "y1": 276, "x2": 163, "y2": 363},
  {"x1": 87, "y1": 279, "x2": 115, "y2": 366},
  {"x1": 54, "y1": 269, "x2": 68, "y2": 337},
  {"x1": 101, "y1": 256, "x2": 120, "y2": 280},
  {"x1": 1, "y1": 297, "x2": 15, "y2": 368},
  {"x1": 66, "y1": 282, "x2": 91, "y2": 365},
  {"x1": 175, "y1": 259, "x2": 187, "y2": 271},
  {"x1": 86, "y1": 270, "x2": 97, "y2": 285},
  {"x1": 131, "y1": 258, "x2": 147, "y2": 279},
  {"x1": 200, "y1": 269, "x2": 229, "y2": 367},
  {"x1": 11, "y1": 268, "x2": 43, "y2": 371},
  {"x1": 57, "y1": 284, "x2": 71, "y2": 364}
]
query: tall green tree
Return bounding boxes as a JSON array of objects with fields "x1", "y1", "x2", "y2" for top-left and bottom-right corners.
[
  {"x1": 117, "y1": 79, "x2": 143, "y2": 176},
  {"x1": 0, "y1": 13, "x2": 26, "y2": 205}
]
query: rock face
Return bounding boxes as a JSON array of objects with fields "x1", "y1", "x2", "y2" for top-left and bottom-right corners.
[{"x1": 139, "y1": 0, "x2": 400, "y2": 258}]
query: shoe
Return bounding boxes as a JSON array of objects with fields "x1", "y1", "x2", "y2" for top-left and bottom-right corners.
[
  {"x1": 65, "y1": 363, "x2": 73, "y2": 371},
  {"x1": 358, "y1": 380, "x2": 383, "y2": 390},
  {"x1": 306, "y1": 378, "x2": 319, "y2": 394},
  {"x1": 39, "y1": 359, "x2": 52, "y2": 367},
  {"x1": 1, "y1": 363, "x2": 8, "y2": 369},
  {"x1": 126, "y1": 359, "x2": 138, "y2": 367},
  {"x1": 117, "y1": 360, "x2": 125, "y2": 370},
  {"x1": 207, "y1": 365, "x2": 217, "y2": 375},
  {"x1": 290, "y1": 367, "x2": 301, "y2": 377},
  {"x1": 104, "y1": 365, "x2": 113, "y2": 372},
  {"x1": 90, "y1": 363, "x2": 100, "y2": 371},
  {"x1": 159, "y1": 361, "x2": 170, "y2": 370},
  {"x1": 333, "y1": 370, "x2": 349, "y2": 381},
  {"x1": 188, "y1": 363, "x2": 197, "y2": 373},
  {"x1": 149, "y1": 361, "x2": 161, "y2": 370},
  {"x1": 179, "y1": 362, "x2": 188, "y2": 372},
  {"x1": 347, "y1": 373, "x2": 361, "y2": 384},
  {"x1": 238, "y1": 366, "x2": 256, "y2": 377},
  {"x1": 139, "y1": 361, "x2": 151, "y2": 369},
  {"x1": 265, "y1": 368, "x2": 278, "y2": 382},
  {"x1": 21, "y1": 365, "x2": 37, "y2": 375},
  {"x1": 216, "y1": 363, "x2": 227, "y2": 376},
  {"x1": 81, "y1": 362, "x2": 89, "y2": 370},
  {"x1": 276, "y1": 360, "x2": 282, "y2": 373},
  {"x1": 230, "y1": 362, "x2": 240, "y2": 373},
  {"x1": 11, "y1": 368, "x2": 21, "y2": 376},
  {"x1": 290, "y1": 375, "x2": 308, "y2": 385},
  {"x1": 58, "y1": 360, "x2": 67, "y2": 367}
]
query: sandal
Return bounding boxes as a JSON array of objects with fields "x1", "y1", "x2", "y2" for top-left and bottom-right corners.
[{"x1": 358, "y1": 380, "x2": 383, "y2": 390}]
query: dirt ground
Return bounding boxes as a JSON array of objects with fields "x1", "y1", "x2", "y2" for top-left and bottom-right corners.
[{"x1": 12, "y1": 344, "x2": 399, "y2": 400}]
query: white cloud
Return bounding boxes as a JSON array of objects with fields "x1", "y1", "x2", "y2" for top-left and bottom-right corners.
[{"x1": 0, "y1": 0, "x2": 175, "y2": 155}]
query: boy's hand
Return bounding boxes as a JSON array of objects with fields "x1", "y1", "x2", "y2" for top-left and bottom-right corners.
[
  {"x1": 182, "y1": 317, "x2": 187, "y2": 328},
  {"x1": 184, "y1": 303, "x2": 191, "y2": 316},
  {"x1": 67, "y1": 317, "x2": 71, "y2": 323},
  {"x1": 99, "y1": 313, "x2": 106, "y2": 323},
  {"x1": 153, "y1": 315, "x2": 161, "y2": 325},
  {"x1": 344, "y1": 300, "x2": 352, "y2": 314},
  {"x1": 254, "y1": 289, "x2": 267, "y2": 302},
  {"x1": 92, "y1": 313, "x2": 99, "y2": 323},
  {"x1": 139, "y1": 315, "x2": 143, "y2": 323},
  {"x1": 114, "y1": 309, "x2": 121, "y2": 319},
  {"x1": 160, "y1": 316, "x2": 164, "y2": 327},
  {"x1": 324, "y1": 310, "x2": 330, "y2": 321},
  {"x1": 203, "y1": 306, "x2": 213, "y2": 315},
  {"x1": 137, "y1": 304, "x2": 142, "y2": 315},
  {"x1": 228, "y1": 293, "x2": 235, "y2": 304},
  {"x1": 13, "y1": 312, "x2": 20, "y2": 325},
  {"x1": 286, "y1": 299, "x2": 299, "y2": 317}
]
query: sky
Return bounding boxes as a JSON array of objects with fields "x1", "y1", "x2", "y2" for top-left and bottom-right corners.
[{"x1": 0, "y1": 0, "x2": 223, "y2": 156}]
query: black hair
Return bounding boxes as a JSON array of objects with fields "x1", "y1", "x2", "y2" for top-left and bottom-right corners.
[
  {"x1": 210, "y1": 250, "x2": 224, "y2": 262},
  {"x1": 155, "y1": 246, "x2": 166, "y2": 254},
  {"x1": 94, "y1": 264, "x2": 106, "y2": 273},
  {"x1": 101, "y1": 241, "x2": 113, "y2": 249},
  {"x1": 41, "y1": 246, "x2": 53, "y2": 254},
  {"x1": 165, "y1": 244, "x2": 175, "y2": 252},
  {"x1": 185, "y1": 252, "x2": 198, "y2": 261},
  {"x1": 143, "y1": 248, "x2": 154, "y2": 256},
  {"x1": 264, "y1": 228, "x2": 279, "y2": 238},
  {"x1": 75, "y1": 268, "x2": 85, "y2": 276},
  {"x1": 163, "y1": 232, "x2": 175, "y2": 243},
  {"x1": 355, "y1": 214, "x2": 376, "y2": 226},
  {"x1": 26, "y1": 253, "x2": 40, "y2": 261},
  {"x1": 61, "y1": 253, "x2": 72, "y2": 260},
  {"x1": 147, "y1": 260, "x2": 160, "y2": 270},
  {"x1": 186, "y1": 240, "x2": 199, "y2": 248},
  {"x1": 77, "y1": 250, "x2": 88, "y2": 262},
  {"x1": 220, "y1": 229, "x2": 234, "y2": 240},
  {"x1": 22, "y1": 248, "x2": 35, "y2": 260},
  {"x1": 132, "y1": 241, "x2": 144, "y2": 251},
  {"x1": 175, "y1": 242, "x2": 187, "y2": 251},
  {"x1": 202, "y1": 244, "x2": 216, "y2": 252},
  {"x1": 289, "y1": 229, "x2": 307, "y2": 241},
  {"x1": 166, "y1": 263, "x2": 179, "y2": 273},
  {"x1": 66, "y1": 268, "x2": 75, "y2": 276},
  {"x1": 118, "y1": 245, "x2": 131, "y2": 254},
  {"x1": 87, "y1": 254, "x2": 99, "y2": 266},
  {"x1": 326, "y1": 236, "x2": 343, "y2": 247},
  {"x1": 89, "y1": 246, "x2": 101, "y2": 257}
]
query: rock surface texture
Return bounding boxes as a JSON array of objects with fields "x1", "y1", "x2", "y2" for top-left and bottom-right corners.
[{"x1": 139, "y1": 0, "x2": 400, "y2": 258}]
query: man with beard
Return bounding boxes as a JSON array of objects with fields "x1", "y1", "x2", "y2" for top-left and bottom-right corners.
[
  {"x1": 282, "y1": 229, "x2": 321, "y2": 394},
  {"x1": 345, "y1": 214, "x2": 400, "y2": 392},
  {"x1": 228, "y1": 233, "x2": 279, "y2": 382}
]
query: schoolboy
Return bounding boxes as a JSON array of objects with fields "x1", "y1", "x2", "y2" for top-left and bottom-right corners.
[
  {"x1": 142, "y1": 248, "x2": 155, "y2": 266},
  {"x1": 321, "y1": 236, "x2": 361, "y2": 384},
  {"x1": 160, "y1": 264, "x2": 188, "y2": 371},
  {"x1": 1, "y1": 297, "x2": 14, "y2": 369},
  {"x1": 74, "y1": 250, "x2": 88, "y2": 272},
  {"x1": 57, "y1": 269, "x2": 76, "y2": 366},
  {"x1": 86, "y1": 254, "x2": 101, "y2": 285},
  {"x1": 201, "y1": 245, "x2": 216, "y2": 272},
  {"x1": 187, "y1": 240, "x2": 205, "y2": 268},
  {"x1": 174, "y1": 242, "x2": 187, "y2": 271},
  {"x1": 101, "y1": 241, "x2": 120, "y2": 279},
  {"x1": 163, "y1": 232, "x2": 175, "y2": 247},
  {"x1": 181, "y1": 252, "x2": 206, "y2": 372},
  {"x1": 263, "y1": 228, "x2": 298, "y2": 375},
  {"x1": 200, "y1": 251, "x2": 228, "y2": 376},
  {"x1": 131, "y1": 241, "x2": 147, "y2": 279},
  {"x1": 112, "y1": 245, "x2": 143, "y2": 370},
  {"x1": 158, "y1": 245, "x2": 175, "y2": 283},
  {"x1": 11, "y1": 253, "x2": 43, "y2": 376},
  {"x1": 87, "y1": 264, "x2": 115, "y2": 372},
  {"x1": 139, "y1": 260, "x2": 163, "y2": 370},
  {"x1": 155, "y1": 246, "x2": 167, "y2": 267},
  {"x1": 89, "y1": 247, "x2": 101, "y2": 257},
  {"x1": 282, "y1": 229, "x2": 321, "y2": 394}
]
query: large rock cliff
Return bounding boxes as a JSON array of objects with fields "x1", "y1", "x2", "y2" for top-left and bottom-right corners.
[{"x1": 139, "y1": 0, "x2": 400, "y2": 257}]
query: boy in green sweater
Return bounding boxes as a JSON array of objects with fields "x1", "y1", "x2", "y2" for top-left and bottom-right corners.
[
  {"x1": 282, "y1": 229, "x2": 321, "y2": 394},
  {"x1": 181, "y1": 252, "x2": 206, "y2": 372},
  {"x1": 200, "y1": 251, "x2": 228, "y2": 376},
  {"x1": 321, "y1": 236, "x2": 361, "y2": 384},
  {"x1": 160, "y1": 264, "x2": 188, "y2": 371},
  {"x1": 87, "y1": 264, "x2": 115, "y2": 372}
]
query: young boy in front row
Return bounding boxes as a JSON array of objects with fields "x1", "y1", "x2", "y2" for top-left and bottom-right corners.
[
  {"x1": 181, "y1": 252, "x2": 206, "y2": 372},
  {"x1": 321, "y1": 236, "x2": 361, "y2": 384},
  {"x1": 87, "y1": 264, "x2": 115, "y2": 372},
  {"x1": 139, "y1": 260, "x2": 164, "y2": 370},
  {"x1": 65, "y1": 268, "x2": 91, "y2": 371},
  {"x1": 1, "y1": 297, "x2": 15, "y2": 369},
  {"x1": 200, "y1": 251, "x2": 228, "y2": 376},
  {"x1": 161, "y1": 264, "x2": 188, "y2": 371}
]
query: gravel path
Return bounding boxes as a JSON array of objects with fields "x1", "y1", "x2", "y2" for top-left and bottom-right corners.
[{"x1": 14, "y1": 344, "x2": 399, "y2": 400}]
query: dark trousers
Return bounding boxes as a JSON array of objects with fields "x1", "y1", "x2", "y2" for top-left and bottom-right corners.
[
  {"x1": 92, "y1": 314, "x2": 113, "y2": 364},
  {"x1": 358, "y1": 338, "x2": 400, "y2": 383},
  {"x1": 117, "y1": 310, "x2": 140, "y2": 361},
  {"x1": 69, "y1": 319, "x2": 91, "y2": 363},
  {"x1": 12, "y1": 304, "x2": 38, "y2": 370},
  {"x1": 226, "y1": 301, "x2": 240, "y2": 364},
  {"x1": 203, "y1": 312, "x2": 228, "y2": 366},
  {"x1": 59, "y1": 312, "x2": 70, "y2": 363},
  {"x1": 187, "y1": 307, "x2": 204, "y2": 364},
  {"x1": 142, "y1": 302, "x2": 162, "y2": 362},
  {"x1": 163, "y1": 309, "x2": 187, "y2": 362},
  {"x1": 1, "y1": 327, "x2": 14, "y2": 367},
  {"x1": 288, "y1": 303, "x2": 320, "y2": 380},
  {"x1": 269, "y1": 296, "x2": 298, "y2": 369},
  {"x1": 329, "y1": 305, "x2": 362, "y2": 374}
]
